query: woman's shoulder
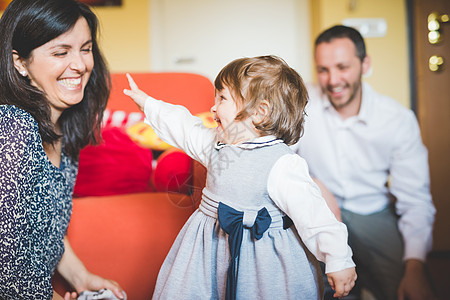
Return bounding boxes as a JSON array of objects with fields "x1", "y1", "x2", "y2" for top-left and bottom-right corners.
[
  {"x1": 0, "y1": 105, "x2": 40, "y2": 146},
  {"x1": 0, "y1": 104, "x2": 38, "y2": 131}
]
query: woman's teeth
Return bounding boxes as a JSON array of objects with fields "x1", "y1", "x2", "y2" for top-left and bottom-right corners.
[{"x1": 58, "y1": 78, "x2": 81, "y2": 88}]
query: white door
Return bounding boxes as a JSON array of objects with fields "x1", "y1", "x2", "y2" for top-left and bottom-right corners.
[{"x1": 150, "y1": 0, "x2": 312, "y2": 82}]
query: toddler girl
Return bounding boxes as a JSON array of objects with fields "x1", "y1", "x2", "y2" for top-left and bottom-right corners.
[{"x1": 124, "y1": 56, "x2": 356, "y2": 300}]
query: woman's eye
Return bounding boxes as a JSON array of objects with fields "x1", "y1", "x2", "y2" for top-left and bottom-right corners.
[
  {"x1": 54, "y1": 52, "x2": 67, "y2": 57},
  {"x1": 82, "y1": 48, "x2": 92, "y2": 53}
]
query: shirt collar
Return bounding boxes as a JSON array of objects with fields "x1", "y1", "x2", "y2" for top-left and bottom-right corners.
[
  {"x1": 319, "y1": 82, "x2": 372, "y2": 125},
  {"x1": 215, "y1": 135, "x2": 283, "y2": 150}
]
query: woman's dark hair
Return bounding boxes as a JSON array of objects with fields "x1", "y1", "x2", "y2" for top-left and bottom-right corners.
[
  {"x1": 315, "y1": 25, "x2": 366, "y2": 62},
  {"x1": 0, "y1": 0, "x2": 110, "y2": 160}
]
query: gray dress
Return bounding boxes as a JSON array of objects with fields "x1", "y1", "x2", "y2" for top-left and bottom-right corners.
[{"x1": 152, "y1": 140, "x2": 323, "y2": 300}]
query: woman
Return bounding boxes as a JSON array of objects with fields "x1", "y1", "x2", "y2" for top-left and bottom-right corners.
[{"x1": 0, "y1": 0, "x2": 125, "y2": 299}]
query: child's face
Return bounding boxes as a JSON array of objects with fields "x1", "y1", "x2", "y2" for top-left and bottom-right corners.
[{"x1": 211, "y1": 85, "x2": 259, "y2": 144}]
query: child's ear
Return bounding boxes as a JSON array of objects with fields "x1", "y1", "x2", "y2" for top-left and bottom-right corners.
[{"x1": 253, "y1": 100, "x2": 270, "y2": 122}]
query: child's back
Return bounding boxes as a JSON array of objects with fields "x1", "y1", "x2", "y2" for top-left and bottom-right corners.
[{"x1": 154, "y1": 139, "x2": 323, "y2": 299}]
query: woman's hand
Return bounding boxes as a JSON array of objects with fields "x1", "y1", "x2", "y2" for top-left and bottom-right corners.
[
  {"x1": 63, "y1": 291, "x2": 78, "y2": 300},
  {"x1": 123, "y1": 73, "x2": 152, "y2": 112},
  {"x1": 56, "y1": 237, "x2": 125, "y2": 299},
  {"x1": 70, "y1": 271, "x2": 125, "y2": 299}
]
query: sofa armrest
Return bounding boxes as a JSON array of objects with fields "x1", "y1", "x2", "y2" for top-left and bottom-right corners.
[{"x1": 52, "y1": 192, "x2": 196, "y2": 299}]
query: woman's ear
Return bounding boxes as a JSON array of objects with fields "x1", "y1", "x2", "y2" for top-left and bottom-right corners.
[
  {"x1": 253, "y1": 100, "x2": 270, "y2": 123},
  {"x1": 12, "y1": 50, "x2": 28, "y2": 77}
]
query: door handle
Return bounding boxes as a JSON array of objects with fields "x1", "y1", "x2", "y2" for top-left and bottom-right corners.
[
  {"x1": 429, "y1": 55, "x2": 444, "y2": 72},
  {"x1": 428, "y1": 12, "x2": 449, "y2": 44}
]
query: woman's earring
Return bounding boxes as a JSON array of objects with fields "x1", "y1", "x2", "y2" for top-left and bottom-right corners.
[{"x1": 20, "y1": 70, "x2": 27, "y2": 77}]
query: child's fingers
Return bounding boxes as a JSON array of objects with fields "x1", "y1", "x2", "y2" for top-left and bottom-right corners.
[
  {"x1": 327, "y1": 277, "x2": 335, "y2": 290},
  {"x1": 333, "y1": 281, "x2": 355, "y2": 299},
  {"x1": 126, "y1": 73, "x2": 139, "y2": 90}
]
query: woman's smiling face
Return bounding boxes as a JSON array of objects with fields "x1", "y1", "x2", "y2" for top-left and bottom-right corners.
[{"x1": 19, "y1": 17, "x2": 94, "y2": 121}]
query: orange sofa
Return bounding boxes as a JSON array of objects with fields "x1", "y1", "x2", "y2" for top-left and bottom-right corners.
[{"x1": 52, "y1": 72, "x2": 214, "y2": 299}]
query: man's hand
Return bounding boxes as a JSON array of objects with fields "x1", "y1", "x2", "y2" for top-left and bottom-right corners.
[
  {"x1": 327, "y1": 267, "x2": 357, "y2": 298},
  {"x1": 398, "y1": 259, "x2": 436, "y2": 300}
]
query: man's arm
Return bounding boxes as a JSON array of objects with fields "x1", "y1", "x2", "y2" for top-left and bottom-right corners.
[
  {"x1": 389, "y1": 111, "x2": 436, "y2": 300},
  {"x1": 312, "y1": 178, "x2": 342, "y2": 221}
]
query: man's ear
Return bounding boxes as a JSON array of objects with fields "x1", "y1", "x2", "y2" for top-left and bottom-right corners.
[
  {"x1": 362, "y1": 55, "x2": 371, "y2": 76},
  {"x1": 253, "y1": 100, "x2": 270, "y2": 123},
  {"x1": 12, "y1": 50, "x2": 28, "y2": 77}
]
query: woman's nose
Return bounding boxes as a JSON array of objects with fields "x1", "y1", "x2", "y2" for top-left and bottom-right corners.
[{"x1": 69, "y1": 54, "x2": 86, "y2": 72}]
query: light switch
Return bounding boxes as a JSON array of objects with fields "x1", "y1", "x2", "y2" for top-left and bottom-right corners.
[{"x1": 342, "y1": 18, "x2": 387, "y2": 38}]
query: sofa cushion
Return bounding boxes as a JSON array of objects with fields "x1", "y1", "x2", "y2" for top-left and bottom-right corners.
[
  {"x1": 73, "y1": 127, "x2": 154, "y2": 197},
  {"x1": 153, "y1": 148, "x2": 193, "y2": 195}
]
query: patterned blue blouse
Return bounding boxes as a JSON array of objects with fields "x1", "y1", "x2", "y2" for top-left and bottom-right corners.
[{"x1": 0, "y1": 105, "x2": 78, "y2": 299}]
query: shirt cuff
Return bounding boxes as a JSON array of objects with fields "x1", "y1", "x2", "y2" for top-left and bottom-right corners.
[
  {"x1": 403, "y1": 239, "x2": 429, "y2": 262},
  {"x1": 325, "y1": 253, "x2": 356, "y2": 274}
]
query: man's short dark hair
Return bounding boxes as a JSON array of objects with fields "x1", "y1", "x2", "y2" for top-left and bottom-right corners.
[{"x1": 315, "y1": 25, "x2": 366, "y2": 62}]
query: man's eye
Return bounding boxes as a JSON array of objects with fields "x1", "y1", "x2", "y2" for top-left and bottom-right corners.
[{"x1": 54, "y1": 52, "x2": 67, "y2": 57}]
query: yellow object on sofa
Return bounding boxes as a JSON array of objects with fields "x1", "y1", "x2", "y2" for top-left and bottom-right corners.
[
  {"x1": 126, "y1": 122, "x2": 172, "y2": 151},
  {"x1": 126, "y1": 112, "x2": 217, "y2": 151}
]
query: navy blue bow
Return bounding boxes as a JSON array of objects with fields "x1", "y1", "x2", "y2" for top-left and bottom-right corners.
[{"x1": 218, "y1": 202, "x2": 272, "y2": 300}]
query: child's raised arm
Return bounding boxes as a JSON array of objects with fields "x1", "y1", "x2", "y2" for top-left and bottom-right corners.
[
  {"x1": 122, "y1": 73, "x2": 216, "y2": 166},
  {"x1": 123, "y1": 73, "x2": 150, "y2": 111}
]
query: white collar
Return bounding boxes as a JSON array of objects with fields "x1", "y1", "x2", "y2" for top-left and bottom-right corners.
[
  {"x1": 215, "y1": 135, "x2": 283, "y2": 150},
  {"x1": 319, "y1": 82, "x2": 371, "y2": 125}
]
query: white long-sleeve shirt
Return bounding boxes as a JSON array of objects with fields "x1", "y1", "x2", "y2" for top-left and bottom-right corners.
[
  {"x1": 143, "y1": 97, "x2": 355, "y2": 273},
  {"x1": 291, "y1": 82, "x2": 436, "y2": 262}
]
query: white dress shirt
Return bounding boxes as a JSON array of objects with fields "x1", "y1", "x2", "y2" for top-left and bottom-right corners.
[
  {"x1": 291, "y1": 82, "x2": 436, "y2": 261},
  {"x1": 143, "y1": 97, "x2": 355, "y2": 273}
]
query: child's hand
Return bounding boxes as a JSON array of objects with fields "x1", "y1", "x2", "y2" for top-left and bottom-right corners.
[
  {"x1": 123, "y1": 73, "x2": 151, "y2": 112},
  {"x1": 327, "y1": 267, "x2": 357, "y2": 299}
]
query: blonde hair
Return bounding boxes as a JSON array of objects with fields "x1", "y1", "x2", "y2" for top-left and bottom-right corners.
[{"x1": 214, "y1": 55, "x2": 308, "y2": 145}]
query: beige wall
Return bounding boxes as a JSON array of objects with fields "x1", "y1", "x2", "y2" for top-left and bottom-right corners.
[
  {"x1": 2, "y1": 0, "x2": 410, "y2": 107},
  {"x1": 310, "y1": 0, "x2": 411, "y2": 108},
  {"x1": 92, "y1": 0, "x2": 151, "y2": 72},
  {"x1": 0, "y1": 0, "x2": 151, "y2": 72}
]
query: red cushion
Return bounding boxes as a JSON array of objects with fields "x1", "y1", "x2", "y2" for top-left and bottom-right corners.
[
  {"x1": 152, "y1": 148, "x2": 193, "y2": 195},
  {"x1": 73, "y1": 127, "x2": 153, "y2": 197}
]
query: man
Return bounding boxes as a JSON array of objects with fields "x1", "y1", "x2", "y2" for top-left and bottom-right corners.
[{"x1": 291, "y1": 25, "x2": 436, "y2": 300}]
